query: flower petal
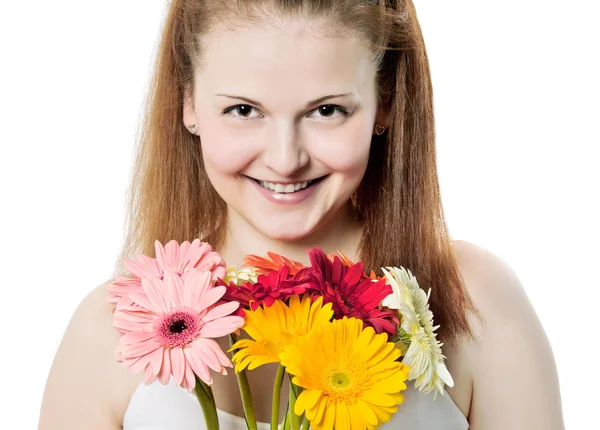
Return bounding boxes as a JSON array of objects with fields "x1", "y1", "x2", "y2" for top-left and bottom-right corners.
[
  {"x1": 143, "y1": 363, "x2": 158, "y2": 385},
  {"x1": 141, "y1": 277, "x2": 169, "y2": 312},
  {"x1": 295, "y1": 389, "x2": 322, "y2": 415},
  {"x1": 126, "y1": 296, "x2": 155, "y2": 315},
  {"x1": 186, "y1": 242, "x2": 213, "y2": 269},
  {"x1": 202, "y1": 301, "x2": 240, "y2": 323},
  {"x1": 120, "y1": 330, "x2": 155, "y2": 345},
  {"x1": 199, "y1": 315, "x2": 245, "y2": 338},
  {"x1": 183, "y1": 360, "x2": 196, "y2": 392},
  {"x1": 192, "y1": 338, "x2": 232, "y2": 372},
  {"x1": 121, "y1": 339, "x2": 162, "y2": 358},
  {"x1": 196, "y1": 285, "x2": 226, "y2": 313},
  {"x1": 158, "y1": 348, "x2": 172, "y2": 385},
  {"x1": 335, "y1": 401, "x2": 351, "y2": 429},
  {"x1": 125, "y1": 255, "x2": 161, "y2": 279},
  {"x1": 184, "y1": 270, "x2": 214, "y2": 309},
  {"x1": 155, "y1": 240, "x2": 176, "y2": 273},
  {"x1": 148, "y1": 347, "x2": 164, "y2": 376},
  {"x1": 184, "y1": 344, "x2": 212, "y2": 385},
  {"x1": 163, "y1": 269, "x2": 184, "y2": 308},
  {"x1": 170, "y1": 347, "x2": 186, "y2": 388}
]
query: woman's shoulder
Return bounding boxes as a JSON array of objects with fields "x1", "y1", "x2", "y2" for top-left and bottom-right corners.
[
  {"x1": 449, "y1": 240, "x2": 563, "y2": 427},
  {"x1": 451, "y1": 239, "x2": 529, "y2": 325},
  {"x1": 450, "y1": 238, "x2": 533, "y2": 353},
  {"x1": 443, "y1": 239, "x2": 527, "y2": 421},
  {"x1": 39, "y1": 280, "x2": 143, "y2": 429}
]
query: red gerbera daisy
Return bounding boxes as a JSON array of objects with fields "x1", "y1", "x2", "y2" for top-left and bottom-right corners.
[
  {"x1": 307, "y1": 247, "x2": 399, "y2": 337},
  {"x1": 217, "y1": 265, "x2": 311, "y2": 311},
  {"x1": 327, "y1": 249, "x2": 380, "y2": 280}
]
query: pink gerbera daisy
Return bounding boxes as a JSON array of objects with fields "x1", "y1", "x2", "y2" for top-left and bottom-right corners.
[
  {"x1": 108, "y1": 239, "x2": 227, "y2": 310},
  {"x1": 113, "y1": 268, "x2": 244, "y2": 391}
]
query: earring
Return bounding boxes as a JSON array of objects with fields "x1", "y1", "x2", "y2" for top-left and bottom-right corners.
[
  {"x1": 374, "y1": 124, "x2": 386, "y2": 135},
  {"x1": 188, "y1": 124, "x2": 198, "y2": 134}
]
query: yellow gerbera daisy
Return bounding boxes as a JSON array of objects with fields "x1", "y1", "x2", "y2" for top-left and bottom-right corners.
[
  {"x1": 381, "y1": 266, "x2": 454, "y2": 400},
  {"x1": 229, "y1": 295, "x2": 333, "y2": 372},
  {"x1": 280, "y1": 317, "x2": 410, "y2": 430}
]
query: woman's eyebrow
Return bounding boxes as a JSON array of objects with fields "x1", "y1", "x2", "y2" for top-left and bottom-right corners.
[{"x1": 214, "y1": 92, "x2": 358, "y2": 109}]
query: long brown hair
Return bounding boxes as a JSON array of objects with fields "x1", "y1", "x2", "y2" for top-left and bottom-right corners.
[{"x1": 113, "y1": 0, "x2": 481, "y2": 348}]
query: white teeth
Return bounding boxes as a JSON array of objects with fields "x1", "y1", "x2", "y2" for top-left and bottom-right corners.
[{"x1": 257, "y1": 179, "x2": 316, "y2": 193}]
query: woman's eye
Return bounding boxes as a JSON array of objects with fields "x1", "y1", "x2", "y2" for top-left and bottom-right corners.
[
  {"x1": 309, "y1": 104, "x2": 350, "y2": 120},
  {"x1": 221, "y1": 103, "x2": 350, "y2": 121},
  {"x1": 222, "y1": 104, "x2": 262, "y2": 120}
]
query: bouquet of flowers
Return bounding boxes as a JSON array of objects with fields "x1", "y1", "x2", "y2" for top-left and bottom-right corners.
[{"x1": 108, "y1": 239, "x2": 454, "y2": 430}]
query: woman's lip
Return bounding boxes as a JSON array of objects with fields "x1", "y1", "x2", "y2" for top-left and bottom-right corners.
[
  {"x1": 245, "y1": 175, "x2": 325, "y2": 185},
  {"x1": 247, "y1": 175, "x2": 326, "y2": 205}
]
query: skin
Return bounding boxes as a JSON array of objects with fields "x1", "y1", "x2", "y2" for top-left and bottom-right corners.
[
  {"x1": 39, "y1": 19, "x2": 565, "y2": 430},
  {"x1": 187, "y1": 21, "x2": 385, "y2": 254}
]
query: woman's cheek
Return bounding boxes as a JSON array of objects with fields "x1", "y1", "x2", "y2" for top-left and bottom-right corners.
[
  {"x1": 308, "y1": 131, "x2": 372, "y2": 173},
  {"x1": 199, "y1": 127, "x2": 260, "y2": 174}
]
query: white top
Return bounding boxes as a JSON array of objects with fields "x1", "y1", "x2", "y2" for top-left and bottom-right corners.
[{"x1": 123, "y1": 376, "x2": 469, "y2": 429}]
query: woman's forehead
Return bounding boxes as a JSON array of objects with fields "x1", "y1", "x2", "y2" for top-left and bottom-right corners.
[{"x1": 196, "y1": 23, "x2": 377, "y2": 103}]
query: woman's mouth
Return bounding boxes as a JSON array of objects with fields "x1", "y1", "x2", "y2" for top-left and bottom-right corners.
[
  {"x1": 247, "y1": 175, "x2": 327, "y2": 194},
  {"x1": 244, "y1": 174, "x2": 328, "y2": 205}
]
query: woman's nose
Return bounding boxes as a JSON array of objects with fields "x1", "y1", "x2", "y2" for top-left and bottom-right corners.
[{"x1": 261, "y1": 125, "x2": 309, "y2": 177}]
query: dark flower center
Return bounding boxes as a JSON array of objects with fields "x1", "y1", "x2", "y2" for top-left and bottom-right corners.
[
  {"x1": 169, "y1": 319, "x2": 188, "y2": 334},
  {"x1": 157, "y1": 311, "x2": 199, "y2": 348}
]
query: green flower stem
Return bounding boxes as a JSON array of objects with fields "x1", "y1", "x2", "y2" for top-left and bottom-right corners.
[
  {"x1": 300, "y1": 417, "x2": 310, "y2": 430},
  {"x1": 288, "y1": 378, "x2": 301, "y2": 430},
  {"x1": 271, "y1": 364, "x2": 286, "y2": 430},
  {"x1": 229, "y1": 334, "x2": 258, "y2": 430},
  {"x1": 194, "y1": 376, "x2": 220, "y2": 430},
  {"x1": 283, "y1": 407, "x2": 291, "y2": 430},
  {"x1": 206, "y1": 380, "x2": 216, "y2": 406}
]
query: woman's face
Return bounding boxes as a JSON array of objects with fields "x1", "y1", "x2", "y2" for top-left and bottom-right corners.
[{"x1": 184, "y1": 20, "x2": 387, "y2": 241}]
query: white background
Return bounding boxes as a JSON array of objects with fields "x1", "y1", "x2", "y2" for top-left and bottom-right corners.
[{"x1": 1, "y1": 1, "x2": 598, "y2": 428}]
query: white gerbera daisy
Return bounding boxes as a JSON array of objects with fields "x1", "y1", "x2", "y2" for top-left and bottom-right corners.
[
  {"x1": 222, "y1": 266, "x2": 258, "y2": 286},
  {"x1": 381, "y1": 266, "x2": 454, "y2": 400}
]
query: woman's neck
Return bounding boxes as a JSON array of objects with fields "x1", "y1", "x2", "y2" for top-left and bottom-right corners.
[{"x1": 218, "y1": 204, "x2": 363, "y2": 268}]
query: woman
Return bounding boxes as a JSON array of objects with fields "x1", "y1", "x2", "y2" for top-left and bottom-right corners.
[{"x1": 39, "y1": 0, "x2": 564, "y2": 429}]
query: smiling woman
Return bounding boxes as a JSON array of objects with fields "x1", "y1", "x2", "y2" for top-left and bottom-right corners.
[
  {"x1": 37, "y1": 1, "x2": 565, "y2": 429},
  {"x1": 185, "y1": 22, "x2": 382, "y2": 241}
]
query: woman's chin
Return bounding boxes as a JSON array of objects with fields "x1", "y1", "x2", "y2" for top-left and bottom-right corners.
[
  {"x1": 251, "y1": 217, "x2": 319, "y2": 242},
  {"x1": 257, "y1": 226, "x2": 315, "y2": 242}
]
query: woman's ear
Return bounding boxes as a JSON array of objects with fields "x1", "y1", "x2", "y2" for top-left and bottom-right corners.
[
  {"x1": 374, "y1": 105, "x2": 391, "y2": 129},
  {"x1": 182, "y1": 93, "x2": 197, "y2": 130}
]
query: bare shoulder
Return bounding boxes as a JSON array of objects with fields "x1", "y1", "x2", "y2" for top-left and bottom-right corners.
[
  {"x1": 450, "y1": 240, "x2": 565, "y2": 429},
  {"x1": 39, "y1": 280, "x2": 143, "y2": 430},
  {"x1": 452, "y1": 240, "x2": 530, "y2": 321}
]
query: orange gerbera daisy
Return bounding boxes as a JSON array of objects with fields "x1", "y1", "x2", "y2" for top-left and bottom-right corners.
[{"x1": 243, "y1": 251, "x2": 306, "y2": 276}]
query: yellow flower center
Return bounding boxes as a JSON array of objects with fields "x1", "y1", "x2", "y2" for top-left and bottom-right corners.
[
  {"x1": 322, "y1": 360, "x2": 363, "y2": 400},
  {"x1": 330, "y1": 371, "x2": 351, "y2": 389}
]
